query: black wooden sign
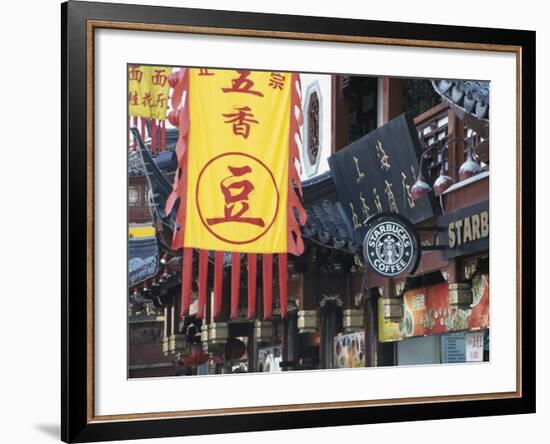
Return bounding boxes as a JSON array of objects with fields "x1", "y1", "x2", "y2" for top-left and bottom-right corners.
[
  {"x1": 438, "y1": 200, "x2": 489, "y2": 259},
  {"x1": 328, "y1": 113, "x2": 439, "y2": 244}
]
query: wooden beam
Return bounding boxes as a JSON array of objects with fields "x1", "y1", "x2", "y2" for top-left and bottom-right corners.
[{"x1": 381, "y1": 77, "x2": 403, "y2": 124}]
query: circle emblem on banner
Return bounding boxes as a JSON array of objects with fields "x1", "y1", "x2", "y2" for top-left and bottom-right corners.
[
  {"x1": 363, "y1": 214, "x2": 419, "y2": 277},
  {"x1": 196, "y1": 152, "x2": 279, "y2": 245}
]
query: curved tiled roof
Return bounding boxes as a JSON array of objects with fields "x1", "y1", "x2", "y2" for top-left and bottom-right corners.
[
  {"x1": 301, "y1": 172, "x2": 359, "y2": 254},
  {"x1": 431, "y1": 79, "x2": 489, "y2": 121},
  {"x1": 129, "y1": 127, "x2": 180, "y2": 176}
]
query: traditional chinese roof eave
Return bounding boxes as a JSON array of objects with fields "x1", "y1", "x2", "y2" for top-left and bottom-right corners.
[
  {"x1": 128, "y1": 126, "x2": 180, "y2": 176},
  {"x1": 431, "y1": 79, "x2": 489, "y2": 138},
  {"x1": 301, "y1": 171, "x2": 360, "y2": 255},
  {"x1": 130, "y1": 129, "x2": 177, "y2": 252}
]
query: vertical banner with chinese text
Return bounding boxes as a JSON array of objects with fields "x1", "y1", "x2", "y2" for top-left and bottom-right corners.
[
  {"x1": 128, "y1": 65, "x2": 172, "y2": 152},
  {"x1": 185, "y1": 69, "x2": 291, "y2": 253},
  {"x1": 166, "y1": 68, "x2": 306, "y2": 321},
  {"x1": 128, "y1": 65, "x2": 171, "y2": 119}
]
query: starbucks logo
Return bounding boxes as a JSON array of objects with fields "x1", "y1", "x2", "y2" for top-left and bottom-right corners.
[{"x1": 363, "y1": 214, "x2": 419, "y2": 277}]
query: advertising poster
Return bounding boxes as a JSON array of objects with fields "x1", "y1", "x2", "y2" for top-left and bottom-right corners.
[
  {"x1": 333, "y1": 331, "x2": 366, "y2": 368},
  {"x1": 258, "y1": 346, "x2": 282, "y2": 373},
  {"x1": 379, "y1": 274, "x2": 489, "y2": 342}
]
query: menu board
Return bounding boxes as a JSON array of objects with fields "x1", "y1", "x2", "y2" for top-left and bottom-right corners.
[
  {"x1": 441, "y1": 332, "x2": 467, "y2": 363},
  {"x1": 441, "y1": 331, "x2": 486, "y2": 363}
]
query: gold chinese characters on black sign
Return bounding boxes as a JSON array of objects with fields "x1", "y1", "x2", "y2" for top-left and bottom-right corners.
[{"x1": 328, "y1": 113, "x2": 439, "y2": 244}]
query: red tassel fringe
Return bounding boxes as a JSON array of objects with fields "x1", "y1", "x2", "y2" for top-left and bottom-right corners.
[
  {"x1": 180, "y1": 247, "x2": 193, "y2": 318},
  {"x1": 278, "y1": 253, "x2": 288, "y2": 319},
  {"x1": 151, "y1": 119, "x2": 157, "y2": 155},
  {"x1": 247, "y1": 253, "x2": 257, "y2": 320},
  {"x1": 231, "y1": 252, "x2": 241, "y2": 319},
  {"x1": 197, "y1": 249, "x2": 208, "y2": 320},
  {"x1": 213, "y1": 251, "x2": 224, "y2": 321},
  {"x1": 262, "y1": 254, "x2": 273, "y2": 320}
]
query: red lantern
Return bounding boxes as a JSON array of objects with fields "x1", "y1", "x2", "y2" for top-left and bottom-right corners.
[
  {"x1": 433, "y1": 171, "x2": 455, "y2": 196},
  {"x1": 181, "y1": 344, "x2": 209, "y2": 367},
  {"x1": 211, "y1": 354, "x2": 225, "y2": 365},
  {"x1": 411, "y1": 174, "x2": 432, "y2": 201},
  {"x1": 458, "y1": 152, "x2": 483, "y2": 181},
  {"x1": 168, "y1": 70, "x2": 184, "y2": 88},
  {"x1": 167, "y1": 109, "x2": 181, "y2": 127},
  {"x1": 224, "y1": 338, "x2": 246, "y2": 361}
]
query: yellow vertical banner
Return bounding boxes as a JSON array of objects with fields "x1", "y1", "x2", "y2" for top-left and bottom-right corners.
[
  {"x1": 128, "y1": 65, "x2": 172, "y2": 120},
  {"x1": 183, "y1": 69, "x2": 292, "y2": 253}
]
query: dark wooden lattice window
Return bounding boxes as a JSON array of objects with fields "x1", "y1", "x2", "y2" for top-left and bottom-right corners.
[
  {"x1": 402, "y1": 79, "x2": 441, "y2": 118},
  {"x1": 307, "y1": 91, "x2": 320, "y2": 166},
  {"x1": 129, "y1": 185, "x2": 142, "y2": 207}
]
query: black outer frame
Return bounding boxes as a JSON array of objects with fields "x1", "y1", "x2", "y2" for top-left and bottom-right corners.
[{"x1": 61, "y1": 1, "x2": 536, "y2": 442}]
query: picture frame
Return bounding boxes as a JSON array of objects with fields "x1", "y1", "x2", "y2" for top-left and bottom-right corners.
[{"x1": 61, "y1": 0, "x2": 535, "y2": 442}]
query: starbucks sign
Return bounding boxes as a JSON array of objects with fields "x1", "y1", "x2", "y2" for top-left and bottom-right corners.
[{"x1": 363, "y1": 214, "x2": 420, "y2": 277}]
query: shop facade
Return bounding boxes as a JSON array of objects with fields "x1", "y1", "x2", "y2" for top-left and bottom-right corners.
[{"x1": 127, "y1": 71, "x2": 491, "y2": 376}]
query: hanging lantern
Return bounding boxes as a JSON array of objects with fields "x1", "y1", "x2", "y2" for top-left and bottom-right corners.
[
  {"x1": 225, "y1": 338, "x2": 247, "y2": 361},
  {"x1": 254, "y1": 320, "x2": 273, "y2": 343},
  {"x1": 412, "y1": 138, "x2": 480, "y2": 201},
  {"x1": 411, "y1": 174, "x2": 432, "y2": 201},
  {"x1": 297, "y1": 310, "x2": 319, "y2": 334},
  {"x1": 211, "y1": 354, "x2": 225, "y2": 365},
  {"x1": 342, "y1": 309, "x2": 364, "y2": 332},
  {"x1": 169, "y1": 334, "x2": 189, "y2": 355},
  {"x1": 458, "y1": 152, "x2": 483, "y2": 181},
  {"x1": 208, "y1": 322, "x2": 229, "y2": 345},
  {"x1": 382, "y1": 297, "x2": 404, "y2": 323},
  {"x1": 449, "y1": 282, "x2": 473, "y2": 308},
  {"x1": 181, "y1": 344, "x2": 209, "y2": 367},
  {"x1": 433, "y1": 169, "x2": 455, "y2": 196}
]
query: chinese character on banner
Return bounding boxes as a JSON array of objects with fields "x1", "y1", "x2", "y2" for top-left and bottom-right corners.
[
  {"x1": 165, "y1": 68, "x2": 307, "y2": 322},
  {"x1": 151, "y1": 69, "x2": 168, "y2": 86},
  {"x1": 128, "y1": 65, "x2": 173, "y2": 154},
  {"x1": 128, "y1": 65, "x2": 144, "y2": 83},
  {"x1": 222, "y1": 70, "x2": 264, "y2": 96},
  {"x1": 268, "y1": 72, "x2": 286, "y2": 90},
  {"x1": 128, "y1": 65, "x2": 172, "y2": 120},
  {"x1": 222, "y1": 106, "x2": 259, "y2": 139},
  {"x1": 198, "y1": 68, "x2": 215, "y2": 76},
  {"x1": 206, "y1": 165, "x2": 266, "y2": 227}
]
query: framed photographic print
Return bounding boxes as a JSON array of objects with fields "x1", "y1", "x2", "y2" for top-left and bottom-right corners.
[{"x1": 61, "y1": 0, "x2": 535, "y2": 442}]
